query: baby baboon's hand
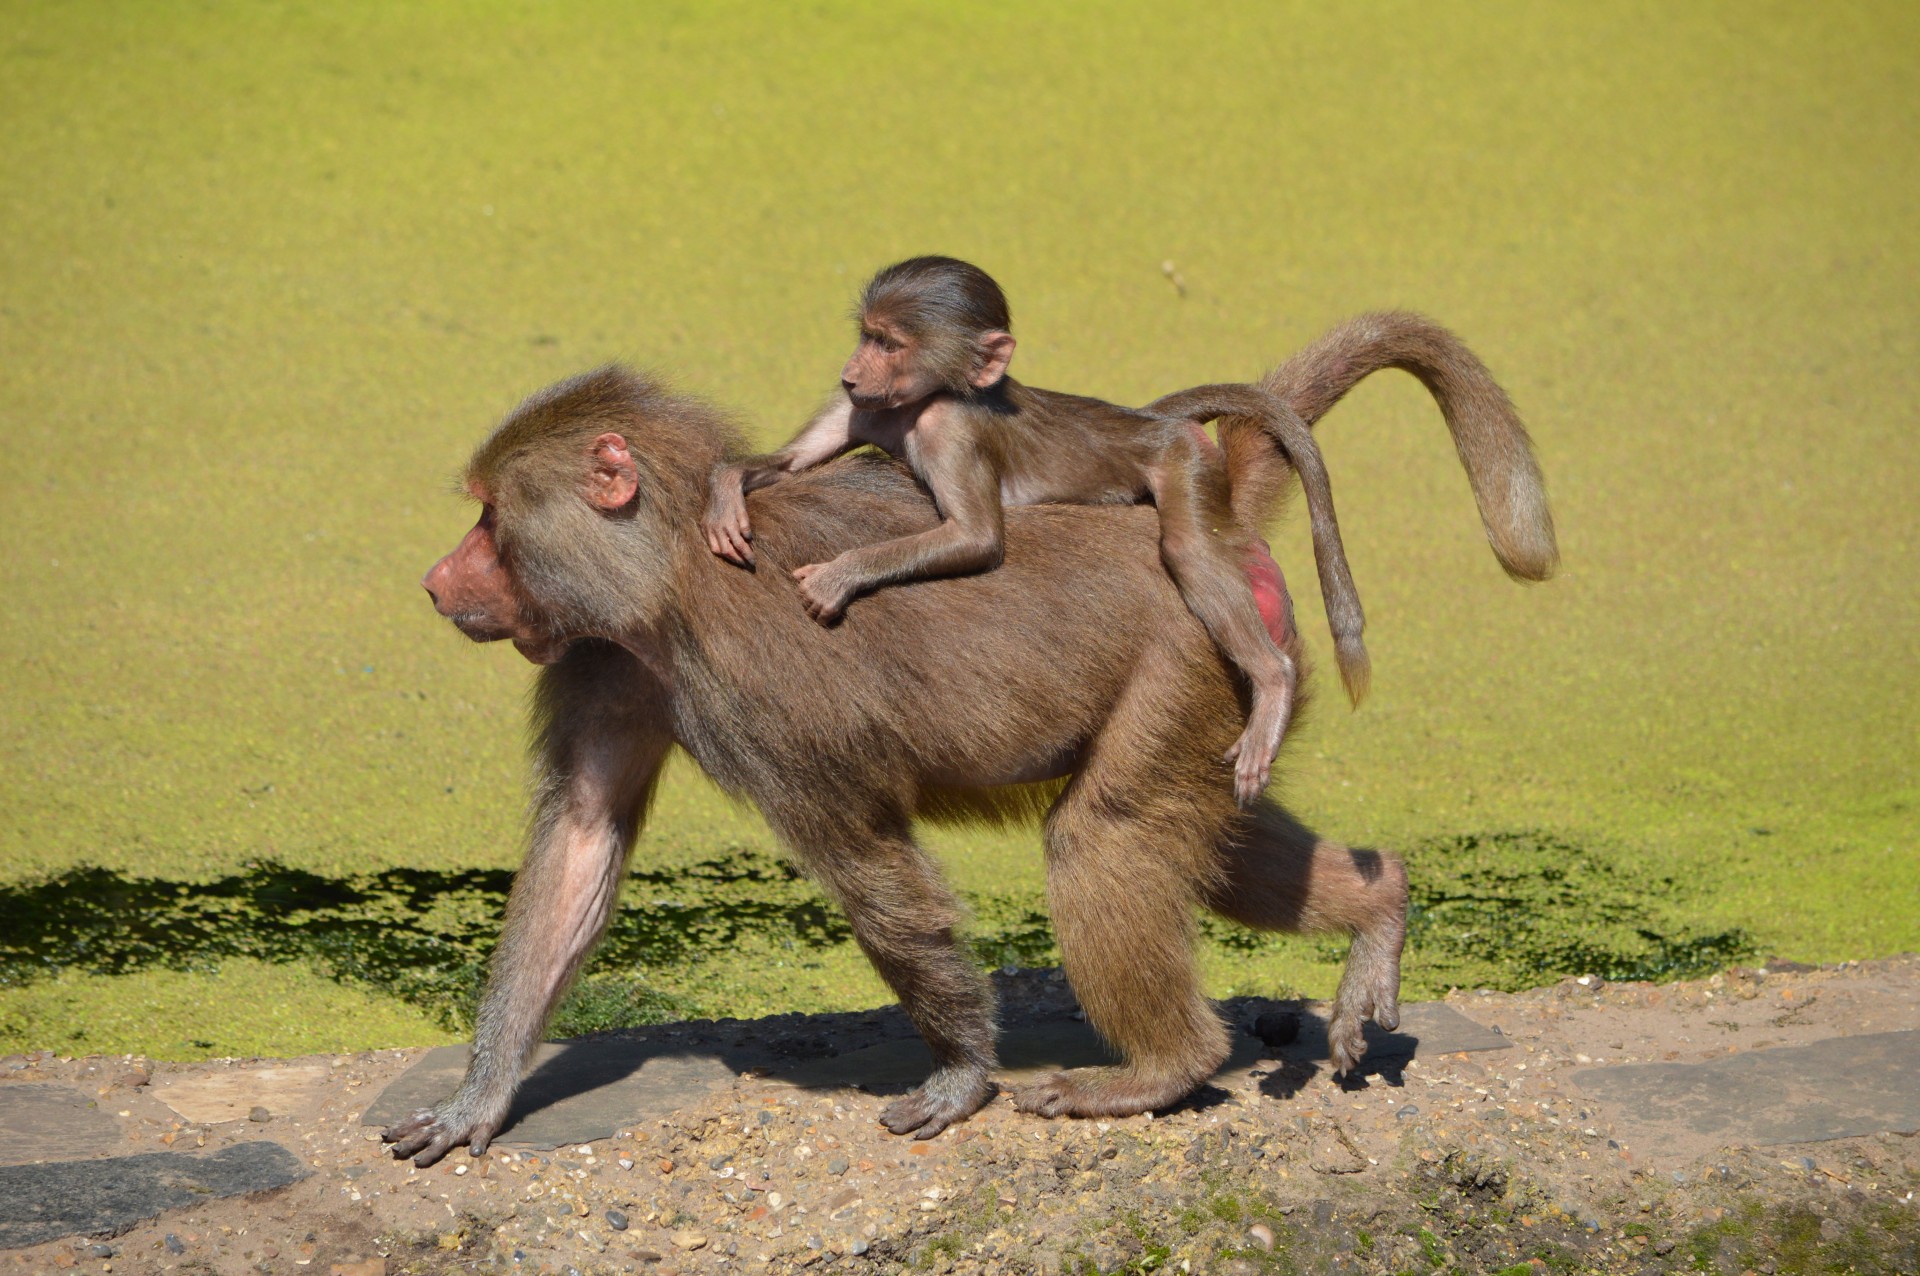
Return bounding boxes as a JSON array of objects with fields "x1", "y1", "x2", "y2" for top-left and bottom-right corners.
[{"x1": 703, "y1": 483, "x2": 755, "y2": 565}]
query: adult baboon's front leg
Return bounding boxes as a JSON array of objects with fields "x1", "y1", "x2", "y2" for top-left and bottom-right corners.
[
  {"x1": 384, "y1": 644, "x2": 671, "y2": 1165},
  {"x1": 802, "y1": 822, "x2": 998, "y2": 1138}
]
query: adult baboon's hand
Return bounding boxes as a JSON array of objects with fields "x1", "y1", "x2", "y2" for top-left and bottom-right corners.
[{"x1": 382, "y1": 1098, "x2": 503, "y2": 1167}]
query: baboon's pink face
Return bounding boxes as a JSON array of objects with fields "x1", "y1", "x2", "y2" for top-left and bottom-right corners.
[
  {"x1": 840, "y1": 316, "x2": 943, "y2": 411},
  {"x1": 421, "y1": 498, "x2": 561, "y2": 664}
]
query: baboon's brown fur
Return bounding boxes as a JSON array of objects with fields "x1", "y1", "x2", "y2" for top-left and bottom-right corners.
[{"x1": 387, "y1": 312, "x2": 1553, "y2": 1164}]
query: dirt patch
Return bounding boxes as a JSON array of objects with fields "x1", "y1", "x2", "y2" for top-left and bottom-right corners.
[{"x1": 2, "y1": 959, "x2": 1916, "y2": 1274}]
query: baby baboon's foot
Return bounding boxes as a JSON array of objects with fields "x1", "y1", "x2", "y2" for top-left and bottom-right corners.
[
  {"x1": 1223, "y1": 685, "x2": 1293, "y2": 808},
  {"x1": 878, "y1": 1065, "x2": 994, "y2": 1139},
  {"x1": 1010, "y1": 1066, "x2": 1198, "y2": 1119}
]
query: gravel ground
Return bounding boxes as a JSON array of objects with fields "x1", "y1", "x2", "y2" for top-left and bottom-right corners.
[{"x1": 3, "y1": 958, "x2": 1916, "y2": 1275}]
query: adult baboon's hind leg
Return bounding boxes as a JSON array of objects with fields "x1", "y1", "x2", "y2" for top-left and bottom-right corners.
[
  {"x1": 1013, "y1": 719, "x2": 1236, "y2": 1118},
  {"x1": 1202, "y1": 802, "x2": 1408, "y2": 1075}
]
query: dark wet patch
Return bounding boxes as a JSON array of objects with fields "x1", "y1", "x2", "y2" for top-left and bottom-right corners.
[
  {"x1": 967, "y1": 899, "x2": 1060, "y2": 970},
  {"x1": 0, "y1": 852, "x2": 851, "y2": 1034},
  {"x1": 1401, "y1": 830, "x2": 1754, "y2": 989},
  {"x1": 0, "y1": 830, "x2": 1754, "y2": 1040}
]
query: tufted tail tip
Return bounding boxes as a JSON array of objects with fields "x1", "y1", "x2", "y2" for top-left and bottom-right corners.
[{"x1": 1336, "y1": 637, "x2": 1371, "y2": 708}]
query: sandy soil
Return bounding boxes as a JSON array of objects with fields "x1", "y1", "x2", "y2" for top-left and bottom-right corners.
[{"x1": 4, "y1": 957, "x2": 1916, "y2": 1275}]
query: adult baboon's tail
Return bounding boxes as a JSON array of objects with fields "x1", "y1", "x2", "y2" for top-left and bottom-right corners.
[{"x1": 1260, "y1": 312, "x2": 1559, "y2": 582}]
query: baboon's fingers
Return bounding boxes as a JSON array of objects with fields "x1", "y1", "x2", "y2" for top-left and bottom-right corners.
[
  {"x1": 1234, "y1": 748, "x2": 1274, "y2": 808},
  {"x1": 382, "y1": 1106, "x2": 497, "y2": 1168},
  {"x1": 381, "y1": 1111, "x2": 439, "y2": 1162},
  {"x1": 724, "y1": 525, "x2": 754, "y2": 565}
]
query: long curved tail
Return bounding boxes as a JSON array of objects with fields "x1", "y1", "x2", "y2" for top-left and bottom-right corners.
[
  {"x1": 1145, "y1": 381, "x2": 1371, "y2": 705},
  {"x1": 1255, "y1": 311, "x2": 1559, "y2": 583}
]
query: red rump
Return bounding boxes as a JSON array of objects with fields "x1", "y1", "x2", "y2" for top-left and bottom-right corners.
[
  {"x1": 1243, "y1": 538, "x2": 1293, "y2": 647},
  {"x1": 1181, "y1": 422, "x2": 1294, "y2": 647}
]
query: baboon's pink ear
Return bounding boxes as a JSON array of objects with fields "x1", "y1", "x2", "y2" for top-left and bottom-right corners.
[
  {"x1": 970, "y1": 331, "x2": 1016, "y2": 389},
  {"x1": 588, "y1": 432, "x2": 639, "y2": 510}
]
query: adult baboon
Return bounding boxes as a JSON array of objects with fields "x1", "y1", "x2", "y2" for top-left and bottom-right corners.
[{"x1": 387, "y1": 313, "x2": 1555, "y2": 1165}]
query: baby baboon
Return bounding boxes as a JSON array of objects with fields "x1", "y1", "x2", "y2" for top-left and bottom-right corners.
[{"x1": 705, "y1": 257, "x2": 1368, "y2": 806}]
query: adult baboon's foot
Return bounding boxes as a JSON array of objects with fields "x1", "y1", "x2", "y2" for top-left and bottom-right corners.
[
  {"x1": 1327, "y1": 991, "x2": 1397, "y2": 1078},
  {"x1": 878, "y1": 1065, "x2": 994, "y2": 1139},
  {"x1": 1328, "y1": 862, "x2": 1408, "y2": 1075},
  {"x1": 1010, "y1": 1066, "x2": 1200, "y2": 1119}
]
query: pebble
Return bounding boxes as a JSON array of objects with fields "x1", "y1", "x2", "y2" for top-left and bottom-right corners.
[
  {"x1": 1248, "y1": 1225, "x2": 1274, "y2": 1252},
  {"x1": 249, "y1": 1105, "x2": 272, "y2": 1122},
  {"x1": 1395, "y1": 1105, "x2": 1421, "y2": 1120},
  {"x1": 88, "y1": 1245, "x2": 114, "y2": 1258},
  {"x1": 827, "y1": 1157, "x2": 849, "y2": 1176},
  {"x1": 163, "y1": 1235, "x2": 185, "y2": 1256},
  {"x1": 670, "y1": 1230, "x2": 708, "y2": 1251},
  {"x1": 606, "y1": 1209, "x2": 629, "y2": 1231}
]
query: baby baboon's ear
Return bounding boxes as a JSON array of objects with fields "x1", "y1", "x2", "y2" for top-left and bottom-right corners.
[{"x1": 969, "y1": 331, "x2": 1016, "y2": 389}]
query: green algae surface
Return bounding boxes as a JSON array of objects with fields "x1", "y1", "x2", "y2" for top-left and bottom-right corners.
[{"x1": 1, "y1": 2, "x2": 1914, "y2": 1058}]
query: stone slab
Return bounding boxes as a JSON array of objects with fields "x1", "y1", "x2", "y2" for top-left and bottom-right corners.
[
  {"x1": 0, "y1": 1142, "x2": 309, "y2": 1249},
  {"x1": 151, "y1": 1064, "x2": 333, "y2": 1124},
  {"x1": 362, "y1": 1041, "x2": 737, "y2": 1150},
  {"x1": 1572, "y1": 1029, "x2": 1920, "y2": 1146},
  {"x1": 1266, "y1": 1001, "x2": 1512, "y2": 1065},
  {"x1": 0, "y1": 1084, "x2": 124, "y2": 1166},
  {"x1": 363, "y1": 1000, "x2": 1511, "y2": 1148},
  {"x1": 791, "y1": 1001, "x2": 1508, "y2": 1090},
  {"x1": 774, "y1": 1019, "x2": 1134, "y2": 1091}
]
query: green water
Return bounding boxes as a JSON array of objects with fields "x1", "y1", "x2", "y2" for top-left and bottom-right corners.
[{"x1": 1, "y1": 2, "x2": 1913, "y2": 1057}]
